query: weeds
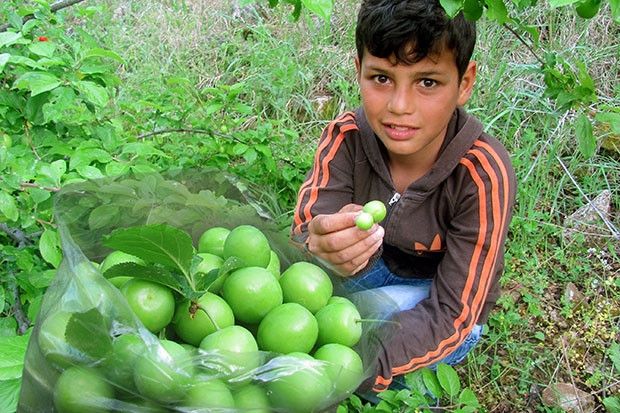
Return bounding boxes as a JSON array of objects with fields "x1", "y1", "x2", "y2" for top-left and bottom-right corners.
[
  {"x1": 1, "y1": 0, "x2": 619, "y2": 410},
  {"x1": 82, "y1": 0, "x2": 620, "y2": 410}
]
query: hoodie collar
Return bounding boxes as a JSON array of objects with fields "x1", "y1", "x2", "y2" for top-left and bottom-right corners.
[{"x1": 355, "y1": 106, "x2": 484, "y2": 194}]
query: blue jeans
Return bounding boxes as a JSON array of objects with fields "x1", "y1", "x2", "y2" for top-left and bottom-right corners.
[{"x1": 336, "y1": 259, "x2": 483, "y2": 402}]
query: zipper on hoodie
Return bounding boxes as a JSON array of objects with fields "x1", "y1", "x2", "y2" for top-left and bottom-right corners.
[
  {"x1": 388, "y1": 192, "x2": 401, "y2": 206},
  {"x1": 382, "y1": 192, "x2": 401, "y2": 228}
]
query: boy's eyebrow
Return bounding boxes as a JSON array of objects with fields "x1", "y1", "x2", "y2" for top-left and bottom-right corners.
[
  {"x1": 362, "y1": 65, "x2": 391, "y2": 74},
  {"x1": 363, "y1": 64, "x2": 446, "y2": 78}
]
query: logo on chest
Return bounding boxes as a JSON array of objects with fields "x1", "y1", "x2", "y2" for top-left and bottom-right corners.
[{"x1": 414, "y1": 234, "x2": 444, "y2": 255}]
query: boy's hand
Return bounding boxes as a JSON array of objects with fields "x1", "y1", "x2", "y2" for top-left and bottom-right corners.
[{"x1": 306, "y1": 204, "x2": 384, "y2": 276}]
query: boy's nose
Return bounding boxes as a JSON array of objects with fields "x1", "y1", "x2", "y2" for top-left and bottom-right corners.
[{"x1": 387, "y1": 87, "x2": 414, "y2": 115}]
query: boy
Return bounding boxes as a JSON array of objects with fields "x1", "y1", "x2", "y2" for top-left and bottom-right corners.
[{"x1": 290, "y1": 0, "x2": 516, "y2": 397}]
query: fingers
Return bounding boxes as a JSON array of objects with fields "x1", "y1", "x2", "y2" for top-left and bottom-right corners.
[
  {"x1": 307, "y1": 210, "x2": 384, "y2": 276},
  {"x1": 338, "y1": 204, "x2": 363, "y2": 214},
  {"x1": 315, "y1": 224, "x2": 383, "y2": 263},
  {"x1": 308, "y1": 211, "x2": 359, "y2": 237}
]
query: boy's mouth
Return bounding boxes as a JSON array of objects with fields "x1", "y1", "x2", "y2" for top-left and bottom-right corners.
[
  {"x1": 384, "y1": 124, "x2": 418, "y2": 141},
  {"x1": 389, "y1": 125, "x2": 412, "y2": 131}
]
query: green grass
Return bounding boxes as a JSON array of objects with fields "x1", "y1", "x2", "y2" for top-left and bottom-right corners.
[{"x1": 73, "y1": 0, "x2": 620, "y2": 410}]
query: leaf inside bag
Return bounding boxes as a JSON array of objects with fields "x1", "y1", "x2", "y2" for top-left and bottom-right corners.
[
  {"x1": 103, "y1": 224, "x2": 193, "y2": 274},
  {"x1": 65, "y1": 308, "x2": 113, "y2": 361}
]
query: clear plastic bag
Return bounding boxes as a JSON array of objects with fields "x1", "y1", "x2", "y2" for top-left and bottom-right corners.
[{"x1": 18, "y1": 169, "x2": 395, "y2": 412}]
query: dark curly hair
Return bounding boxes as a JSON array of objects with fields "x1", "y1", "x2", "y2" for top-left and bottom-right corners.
[{"x1": 355, "y1": 0, "x2": 476, "y2": 79}]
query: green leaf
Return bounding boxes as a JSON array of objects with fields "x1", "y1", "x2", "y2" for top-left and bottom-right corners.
[
  {"x1": 301, "y1": 0, "x2": 333, "y2": 22},
  {"x1": 83, "y1": 47, "x2": 127, "y2": 64},
  {"x1": 609, "y1": 342, "x2": 620, "y2": 371},
  {"x1": 27, "y1": 269, "x2": 55, "y2": 290},
  {"x1": 284, "y1": 0, "x2": 303, "y2": 20},
  {"x1": 43, "y1": 86, "x2": 77, "y2": 123},
  {"x1": 88, "y1": 204, "x2": 121, "y2": 230},
  {"x1": 576, "y1": 62, "x2": 595, "y2": 92},
  {"x1": 194, "y1": 268, "x2": 221, "y2": 293},
  {"x1": 0, "y1": 54, "x2": 9, "y2": 72},
  {"x1": 104, "y1": 262, "x2": 190, "y2": 295},
  {"x1": 74, "y1": 80, "x2": 109, "y2": 108},
  {"x1": 405, "y1": 369, "x2": 430, "y2": 396},
  {"x1": 232, "y1": 142, "x2": 249, "y2": 156},
  {"x1": 102, "y1": 224, "x2": 194, "y2": 274},
  {"x1": 22, "y1": 19, "x2": 40, "y2": 35},
  {"x1": 205, "y1": 102, "x2": 225, "y2": 115},
  {"x1": 36, "y1": 159, "x2": 66, "y2": 187},
  {"x1": 603, "y1": 395, "x2": 620, "y2": 413},
  {"x1": 549, "y1": 0, "x2": 580, "y2": 7},
  {"x1": 576, "y1": 113, "x2": 596, "y2": 158},
  {"x1": 8, "y1": 55, "x2": 42, "y2": 70},
  {"x1": 596, "y1": 112, "x2": 620, "y2": 134},
  {"x1": 24, "y1": 91, "x2": 48, "y2": 124},
  {"x1": 0, "y1": 32, "x2": 24, "y2": 48},
  {"x1": 39, "y1": 229, "x2": 62, "y2": 268},
  {"x1": 0, "y1": 332, "x2": 31, "y2": 381},
  {"x1": 7, "y1": 10, "x2": 24, "y2": 31},
  {"x1": 463, "y1": 0, "x2": 484, "y2": 20},
  {"x1": 28, "y1": 188, "x2": 52, "y2": 204},
  {"x1": 0, "y1": 378, "x2": 21, "y2": 413},
  {"x1": 105, "y1": 161, "x2": 131, "y2": 177},
  {"x1": 0, "y1": 190, "x2": 19, "y2": 221},
  {"x1": 459, "y1": 387, "x2": 480, "y2": 407},
  {"x1": 440, "y1": 0, "x2": 463, "y2": 17},
  {"x1": 33, "y1": 0, "x2": 52, "y2": 11},
  {"x1": 122, "y1": 142, "x2": 168, "y2": 158},
  {"x1": 69, "y1": 146, "x2": 113, "y2": 170},
  {"x1": 65, "y1": 308, "x2": 113, "y2": 361},
  {"x1": 610, "y1": 0, "x2": 620, "y2": 23},
  {"x1": 28, "y1": 41, "x2": 56, "y2": 58},
  {"x1": 437, "y1": 363, "x2": 461, "y2": 397},
  {"x1": 485, "y1": 0, "x2": 510, "y2": 23},
  {"x1": 0, "y1": 299, "x2": 7, "y2": 323},
  {"x1": 421, "y1": 367, "x2": 443, "y2": 398},
  {"x1": 195, "y1": 256, "x2": 246, "y2": 293},
  {"x1": 76, "y1": 164, "x2": 106, "y2": 180},
  {"x1": 13, "y1": 72, "x2": 61, "y2": 97}
]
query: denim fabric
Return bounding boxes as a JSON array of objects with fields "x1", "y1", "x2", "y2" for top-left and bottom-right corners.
[{"x1": 337, "y1": 258, "x2": 483, "y2": 403}]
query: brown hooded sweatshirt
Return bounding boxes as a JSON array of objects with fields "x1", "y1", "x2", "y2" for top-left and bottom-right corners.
[{"x1": 291, "y1": 106, "x2": 516, "y2": 391}]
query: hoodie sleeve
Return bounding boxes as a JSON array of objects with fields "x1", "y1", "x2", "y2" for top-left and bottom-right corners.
[
  {"x1": 290, "y1": 112, "x2": 359, "y2": 246},
  {"x1": 366, "y1": 138, "x2": 516, "y2": 393}
]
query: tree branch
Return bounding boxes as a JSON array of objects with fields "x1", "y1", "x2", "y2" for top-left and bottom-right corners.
[
  {"x1": 19, "y1": 182, "x2": 60, "y2": 192},
  {"x1": 136, "y1": 128, "x2": 214, "y2": 140},
  {"x1": 502, "y1": 22, "x2": 545, "y2": 66},
  {"x1": 0, "y1": 223, "x2": 37, "y2": 248},
  {"x1": 10, "y1": 280, "x2": 31, "y2": 335},
  {"x1": 0, "y1": 0, "x2": 86, "y2": 33}
]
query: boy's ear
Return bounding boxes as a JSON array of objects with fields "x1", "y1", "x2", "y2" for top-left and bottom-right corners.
[
  {"x1": 354, "y1": 55, "x2": 361, "y2": 81},
  {"x1": 457, "y1": 61, "x2": 477, "y2": 106}
]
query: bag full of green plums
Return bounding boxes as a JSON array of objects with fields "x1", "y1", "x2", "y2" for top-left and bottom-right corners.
[{"x1": 17, "y1": 169, "x2": 398, "y2": 413}]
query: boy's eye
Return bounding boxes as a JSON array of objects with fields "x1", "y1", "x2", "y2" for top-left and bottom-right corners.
[
  {"x1": 372, "y1": 75, "x2": 390, "y2": 84},
  {"x1": 419, "y1": 79, "x2": 437, "y2": 88}
]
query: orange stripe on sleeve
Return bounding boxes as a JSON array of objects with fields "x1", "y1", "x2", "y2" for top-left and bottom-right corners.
[
  {"x1": 293, "y1": 112, "x2": 356, "y2": 233},
  {"x1": 294, "y1": 121, "x2": 337, "y2": 228},
  {"x1": 465, "y1": 143, "x2": 512, "y2": 318},
  {"x1": 387, "y1": 141, "x2": 511, "y2": 378}
]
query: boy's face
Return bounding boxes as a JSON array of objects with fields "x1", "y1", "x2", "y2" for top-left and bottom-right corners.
[{"x1": 355, "y1": 47, "x2": 476, "y2": 164}]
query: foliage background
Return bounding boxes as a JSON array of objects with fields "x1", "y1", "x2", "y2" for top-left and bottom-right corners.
[{"x1": 1, "y1": 0, "x2": 619, "y2": 411}]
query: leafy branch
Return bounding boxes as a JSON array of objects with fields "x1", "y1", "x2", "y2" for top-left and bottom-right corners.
[
  {"x1": 8, "y1": 278, "x2": 31, "y2": 335},
  {"x1": 0, "y1": 223, "x2": 41, "y2": 247},
  {"x1": 0, "y1": 0, "x2": 86, "y2": 33},
  {"x1": 267, "y1": 0, "x2": 618, "y2": 159}
]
